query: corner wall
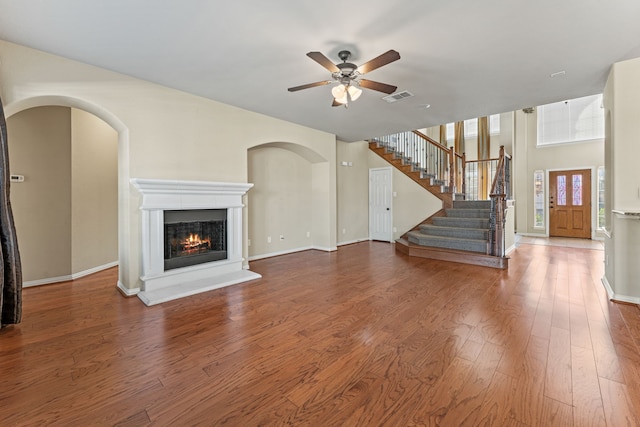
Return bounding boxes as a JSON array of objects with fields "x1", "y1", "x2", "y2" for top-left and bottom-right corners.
[
  {"x1": 7, "y1": 107, "x2": 72, "y2": 282},
  {"x1": 602, "y1": 56, "x2": 640, "y2": 303},
  {"x1": 7, "y1": 106, "x2": 118, "y2": 284}
]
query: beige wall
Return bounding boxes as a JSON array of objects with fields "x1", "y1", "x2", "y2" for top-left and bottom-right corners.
[
  {"x1": 247, "y1": 145, "x2": 314, "y2": 257},
  {"x1": 603, "y1": 56, "x2": 640, "y2": 303},
  {"x1": 513, "y1": 109, "x2": 604, "y2": 237},
  {"x1": 336, "y1": 141, "x2": 370, "y2": 244},
  {"x1": 71, "y1": 108, "x2": 118, "y2": 274},
  {"x1": 368, "y1": 150, "x2": 442, "y2": 241},
  {"x1": 0, "y1": 39, "x2": 336, "y2": 292},
  {"x1": 7, "y1": 107, "x2": 72, "y2": 282}
]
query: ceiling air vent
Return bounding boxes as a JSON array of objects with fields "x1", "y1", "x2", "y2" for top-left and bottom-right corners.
[{"x1": 382, "y1": 91, "x2": 414, "y2": 103}]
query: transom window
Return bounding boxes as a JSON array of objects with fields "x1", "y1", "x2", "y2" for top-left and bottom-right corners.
[
  {"x1": 446, "y1": 114, "x2": 501, "y2": 141},
  {"x1": 537, "y1": 94, "x2": 604, "y2": 146}
]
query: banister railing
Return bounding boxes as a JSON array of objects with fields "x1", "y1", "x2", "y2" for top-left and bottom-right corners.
[
  {"x1": 370, "y1": 130, "x2": 457, "y2": 192},
  {"x1": 465, "y1": 158, "x2": 498, "y2": 201},
  {"x1": 488, "y1": 146, "x2": 511, "y2": 257},
  {"x1": 371, "y1": 130, "x2": 512, "y2": 257}
]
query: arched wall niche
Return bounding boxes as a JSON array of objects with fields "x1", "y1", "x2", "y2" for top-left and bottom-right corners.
[{"x1": 247, "y1": 140, "x2": 334, "y2": 259}]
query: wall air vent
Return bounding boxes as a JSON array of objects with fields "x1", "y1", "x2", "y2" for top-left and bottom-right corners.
[{"x1": 382, "y1": 91, "x2": 414, "y2": 103}]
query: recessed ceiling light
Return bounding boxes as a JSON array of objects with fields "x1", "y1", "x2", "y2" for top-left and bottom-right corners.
[{"x1": 550, "y1": 70, "x2": 566, "y2": 78}]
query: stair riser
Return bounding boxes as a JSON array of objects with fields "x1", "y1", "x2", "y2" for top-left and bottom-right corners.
[
  {"x1": 453, "y1": 200, "x2": 491, "y2": 209},
  {"x1": 445, "y1": 209, "x2": 491, "y2": 218},
  {"x1": 432, "y1": 217, "x2": 490, "y2": 229},
  {"x1": 418, "y1": 225, "x2": 488, "y2": 240},
  {"x1": 407, "y1": 235, "x2": 487, "y2": 253}
]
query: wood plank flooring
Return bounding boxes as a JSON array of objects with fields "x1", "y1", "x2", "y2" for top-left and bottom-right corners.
[{"x1": 1, "y1": 241, "x2": 639, "y2": 426}]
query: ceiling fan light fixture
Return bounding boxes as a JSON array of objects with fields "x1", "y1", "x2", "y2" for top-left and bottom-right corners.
[
  {"x1": 331, "y1": 84, "x2": 362, "y2": 105},
  {"x1": 348, "y1": 85, "x2": 362, "y2": 101},
  {"x1": 331, "y1": 84, "x2": 346, "y2": 99}
]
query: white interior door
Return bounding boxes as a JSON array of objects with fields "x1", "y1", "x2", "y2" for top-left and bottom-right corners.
[{"x1": 369, "y1": 167, "x2": 393, "y2": 242}]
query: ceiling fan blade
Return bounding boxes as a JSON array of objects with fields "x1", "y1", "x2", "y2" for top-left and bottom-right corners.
[
  {"x1": 356, "y1": 50, "x2": 401, "y2": 74},
  {"x1": 307, "y1": 52, "x2": 340, "y2": 73},
  {"x1": 359, "y1": 79, "x2": 397, "y2": 94},
  {"x1": 288, "y1": 81, "x2": 332, "y2": 92}
]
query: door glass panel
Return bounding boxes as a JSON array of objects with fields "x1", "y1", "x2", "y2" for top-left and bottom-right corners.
[
  {"x1": 557, "y1": 175, "x2": 567, "y2": 205},
  {"x1": 572, "y1": 174, "x2": 582, "y2": 206}
]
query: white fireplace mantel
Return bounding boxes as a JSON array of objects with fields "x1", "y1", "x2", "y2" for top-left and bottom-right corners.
[{"x1": 131, "y1": 178, "x2": 261, "y2": 306}]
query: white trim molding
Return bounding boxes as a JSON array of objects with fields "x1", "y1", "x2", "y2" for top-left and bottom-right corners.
[
  {"x1": 117, "y1": 281, "x2": 140, "y2": 296},
  {"x1": 23, "y1": 261, "x2": 119, "y2": 288},
  {"x1": 601, "y1": 276, "x2": 640, "y2": 305},
  {"x1": 130, "y1": 178, "x2": 261, "y2": 306}
]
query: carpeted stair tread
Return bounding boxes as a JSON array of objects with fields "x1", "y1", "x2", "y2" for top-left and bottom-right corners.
[
  {"x1": 418, "y1": 224, "x2": 489, "y2": 240},
  {"x1": 432, "y1": 216, "x2": 490, "y2": 229}
]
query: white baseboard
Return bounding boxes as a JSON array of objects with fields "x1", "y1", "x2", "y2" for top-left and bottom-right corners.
[
  {"x1": 248, "y1": 245, "x2": 338, "y2": 261},
  {"x1": 248, "y1": 246, "x2": 314, "y2": 261},
  {"x1": 23, "y1": 274, "x2": 74, "y2": 288},
  {"x1": 601, "y1": 275, "x2": 640, "y2": 305},
  {"x1": 517, "y1": 232, "x2": 549, "y2": 238},
  {"x1": 505, "y1": 243, "x2": 517, "y2": 255},
  {"x1": 23, "y1": 261, "x2": 118, "y2": 288},
  {"x1": 337, "y1": 238, "x2": 370, "y2": 247},
  {"x1": 72, "y1": 261, "x2": 118, "y2": 280},
  {"x1": 117, "y1": 280, "x2": 140, "y2": 297},
  {"x1": 312, "y1": 245, "x2": 338, "y2": 252}
]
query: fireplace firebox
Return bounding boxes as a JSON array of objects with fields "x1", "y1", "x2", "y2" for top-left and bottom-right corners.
[{"x1": 164, "y1": 209, "x2": 227, "y2": 271}]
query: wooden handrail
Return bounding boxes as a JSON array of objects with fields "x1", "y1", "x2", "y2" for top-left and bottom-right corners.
[
  {"x1": 466, "y1": 158, "x2": 499, "y2": 164},
  {"x1": 412, "y1": 130, "x2": 449, "y2": 152}
]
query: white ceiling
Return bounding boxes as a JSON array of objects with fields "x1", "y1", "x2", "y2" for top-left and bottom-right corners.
[{"x1": 1, "y1": 0, "x2": 639, "y2": 142}]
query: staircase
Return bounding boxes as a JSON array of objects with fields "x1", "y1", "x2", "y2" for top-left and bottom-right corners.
[
  {"x1": 369, "y1": 136, "x2": 509, "y2": 269},
  {"x1": 408, "y1": 200, "x2": 490, "y2": 253}
]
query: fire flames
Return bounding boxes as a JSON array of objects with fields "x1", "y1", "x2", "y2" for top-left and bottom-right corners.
[{"x1": 180, "y1": 233, "x2": 211, "y2": 253}]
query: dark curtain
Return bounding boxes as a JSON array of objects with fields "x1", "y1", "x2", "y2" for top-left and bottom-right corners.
[{"x1": 0, "y1": 96, "x2": 22, "y2": 327}]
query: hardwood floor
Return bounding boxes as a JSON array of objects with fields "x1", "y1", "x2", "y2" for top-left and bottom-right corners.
[{"x1": 1, "y1": 241, "x2": 639, "y2": 426}]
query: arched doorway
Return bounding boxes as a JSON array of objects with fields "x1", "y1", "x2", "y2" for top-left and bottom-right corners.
[{"x1": 5, "y1": 96, "x2": 130, "y2": 291}]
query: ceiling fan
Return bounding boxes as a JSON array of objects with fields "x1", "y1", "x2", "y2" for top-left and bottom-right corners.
[{"x1": 288, "y1": 49, "x2": 400, "y2": 107}]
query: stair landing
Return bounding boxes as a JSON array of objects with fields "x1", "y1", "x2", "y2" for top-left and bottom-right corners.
[{"x1": 396, "y1": 238, "x2": 508, "y2": 269}]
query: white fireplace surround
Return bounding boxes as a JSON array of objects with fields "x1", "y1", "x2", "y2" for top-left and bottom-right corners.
[{"x1": 131, "y1": 178, "x2": 261, "y2": 306}]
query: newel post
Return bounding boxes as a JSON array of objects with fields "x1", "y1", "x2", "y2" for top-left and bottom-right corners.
[
  {"x1": 461, "y1": 152, "x2": 466, "y2": 196},
  {"x1": 449, "y1": 146, "x2": 455, "y2": 193}
]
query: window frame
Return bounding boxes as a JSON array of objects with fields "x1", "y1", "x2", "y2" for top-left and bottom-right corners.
[
  {"x1": 536, "y1": 94, "x2": 604, "y2": 147},
  {"x1": 533, "y1": 170, "x2": 545, "y2": 229}
]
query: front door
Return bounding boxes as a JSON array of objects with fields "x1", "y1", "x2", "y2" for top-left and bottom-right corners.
[
  {"x1": 369, "y1": 167, "x2": 393, "y2": 242},
  {"x1": 549, "y1": 169, "x2": 591, "y2": 238}
]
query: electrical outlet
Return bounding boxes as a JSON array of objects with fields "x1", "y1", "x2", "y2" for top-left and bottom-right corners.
[
  {"x1": 306, "y1": 231, "x2": 310, "y2": 237},
  {"x1": 342, "y1": 228, "x2": 346, "y2": 234},
  {"x1": 248, "y1": 239, "x2": 251, "y2": 247},
  {"x1": 267, "y1": 236, "x2": 271, "y2": 243}
]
